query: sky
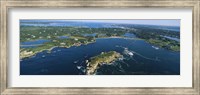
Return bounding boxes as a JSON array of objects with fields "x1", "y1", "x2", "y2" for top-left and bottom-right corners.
[{"x1": 62, "y1": 20, "x2": 180, "y2": 27}]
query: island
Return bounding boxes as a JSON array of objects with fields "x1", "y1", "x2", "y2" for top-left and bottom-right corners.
[
  {"x1": 20, "y1": 20, "x2": 181, "y2": 75},
  {"x1": 86, "y1": 51, "x2": 122, "y2": 75}
]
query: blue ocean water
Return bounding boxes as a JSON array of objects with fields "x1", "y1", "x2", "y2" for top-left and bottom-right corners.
[
  {"x1": 20, "y1": 39, "x2": 50, "y2": 48},
  {"x1": 20, "y1": 20, "x2": 180, "y2": 75},
  {"x1": 20, "y1": 38, "x2": 180, "y2": 75}
]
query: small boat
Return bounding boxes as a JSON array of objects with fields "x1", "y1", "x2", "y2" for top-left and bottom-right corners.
[
  {"x1": 77, "y1": 66, "x2": 81, "y2": 69},
  {"x1": 42, "y1": 55, "x2": 45, "y2": 58},
  {"x1": 123, "y1": 48, "x2": 134, "y2": 56},
  {"x1": 74, "y1": 60, "x2": 79, "y2": 63},
  {"x1": 128, "y1": 52, "x2": 134, "y2": 56},
  {"x1": 152, "y1": 46, "x2": 159, "y2": 50},
  {"x1": 124, "y1": 48, "x2": 128, "y2": 50}
]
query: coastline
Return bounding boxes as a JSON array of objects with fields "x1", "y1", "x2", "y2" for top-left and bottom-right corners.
[
  {"x1": 20, "y1": 40, "x2": 96, "y2": 59},
  {"x1": 20, "y1": 35, "x2": 180, "y2": 60}
]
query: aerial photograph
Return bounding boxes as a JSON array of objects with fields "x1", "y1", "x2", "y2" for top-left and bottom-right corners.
[{"x1": 20, "y1": 19, "x2": 180, "y2": 75}]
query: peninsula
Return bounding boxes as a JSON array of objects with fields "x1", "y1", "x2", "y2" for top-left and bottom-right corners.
[{"x1": 20, "y1": 23, "x2": 180, "y2": 59}]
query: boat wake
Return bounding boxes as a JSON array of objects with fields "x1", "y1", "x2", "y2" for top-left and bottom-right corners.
[{"x1": 117, "y1": 46, "x2": 160, "y2": 62}]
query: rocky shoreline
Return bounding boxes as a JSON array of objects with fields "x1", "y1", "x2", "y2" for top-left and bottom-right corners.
[
  {"x1": 20, "y1": 40, "x2": 96, "y2": 59},
  {"x1": 86, "y1": 51, "x2": 122, "y2": 75}
]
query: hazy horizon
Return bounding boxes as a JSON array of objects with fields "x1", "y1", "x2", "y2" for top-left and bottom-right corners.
[{"x1": 21, "y1": 19, "x2": 180, "y2": 27}]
